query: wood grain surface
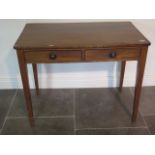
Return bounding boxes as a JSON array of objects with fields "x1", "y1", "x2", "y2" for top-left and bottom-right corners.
[{"x1": 14, "y1": 22, "x2": 150, "y2": 50}]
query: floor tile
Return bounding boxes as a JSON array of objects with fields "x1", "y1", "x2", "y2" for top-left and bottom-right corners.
[
  {"x1": 8, "y1": 89, "x2": 74, "y2": 117},
  {"x1": 36, "y1": 89, "x2": 74, "y2": 117},
  {"x1": 1, "y1": 118, "x2": 33, "y2": 135},
  {"x1": 75, "y1": 88, "x2": 145, "y2": 129},
  {"x1": 34, "y1": 117, "x2": 74, "y2": 135},
  {"x1": 0, "y1": 90, "x2": 16, "y2": 129},
  {"x1": 144, "y1": 115, "x2": 155, "y2": 135},
  {"x1": 1, "y1": 117, "x2": 74, "y2": 135},
  {"x1": 138, "y1": 87, "x2": 155, "y2": 116},
  {"x1": 76, "y1": 127, "x2": 149, "y2": 135},
  {"x1": 8, "y1": 90, "x2": 38, "y2": 117}
]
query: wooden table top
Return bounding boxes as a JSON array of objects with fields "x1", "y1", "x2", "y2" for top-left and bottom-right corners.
[{"x1": 14, "y1": 22, "x2": 150, "y2": 50}]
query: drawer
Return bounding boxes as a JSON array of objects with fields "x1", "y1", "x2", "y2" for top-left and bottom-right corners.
[
  {"x1": 85, "y1": 48, "x2": 140, "y2": 61},
  {"x1": 25, "y1": 50, "x2": 82, "y2": 63}
]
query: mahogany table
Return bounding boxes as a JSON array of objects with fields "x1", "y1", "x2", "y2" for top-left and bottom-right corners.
[{"x1": 14, "y1": 22, "x2": 151, "y2": 127}]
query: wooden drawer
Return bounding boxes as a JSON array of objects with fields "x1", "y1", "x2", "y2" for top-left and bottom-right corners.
[
  {"x1": 85, "y1": 48, "x2": 140, "y2": 61},
  {"x1": 25, "y1": 50, "x2": 82, "y2": 63}
]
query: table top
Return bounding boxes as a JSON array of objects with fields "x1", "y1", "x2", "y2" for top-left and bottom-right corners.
[{"x1": 14, "y1": 22, "x2": 151, "y2": 50}]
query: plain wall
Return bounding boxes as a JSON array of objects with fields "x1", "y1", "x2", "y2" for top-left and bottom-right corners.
[{"x1": 0, "y1": 19, "x2": 155, "y2": 89}]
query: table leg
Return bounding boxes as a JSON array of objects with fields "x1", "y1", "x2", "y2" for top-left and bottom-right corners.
[
  {"x1": 17, "y1": 51, "x2": 34, "y2": 127},
  {"x1": 119, "y1": 61, "x2": 126, "y2": 92},
  {"x1": 132, "y1": 47, "x2": 148, "y2": 122},
  {"x1": 32, "y1": 64, "x2": 39, "y2": 95}
]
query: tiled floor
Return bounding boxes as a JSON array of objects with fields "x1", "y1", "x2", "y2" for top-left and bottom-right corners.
[{"x1": 0, "y1": 87, "x2": 155, "y2": 135}]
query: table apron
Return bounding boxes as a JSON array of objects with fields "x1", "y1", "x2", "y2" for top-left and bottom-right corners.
[{"x1": 24, "y1": 48, "x2": 141, "y2": 63}]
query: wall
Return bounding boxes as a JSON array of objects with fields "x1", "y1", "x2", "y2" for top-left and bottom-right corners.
[{"x1": 0, "y1": 19, "x2": 155, "y2": 89}]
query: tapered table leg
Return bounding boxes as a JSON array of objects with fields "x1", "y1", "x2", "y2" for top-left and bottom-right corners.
[
  {"x1": 132, "y1": 47, "x2": 148, "y2": 122},
  {"x1": 17, "y1": 51, "x2": 34, "y2": 127},
  {"x1": 119, "y1": 61, "x2": 126, "y2": 92},
  {"x1": 32, "y1": 64, "x2": 39, "y2": 95}
]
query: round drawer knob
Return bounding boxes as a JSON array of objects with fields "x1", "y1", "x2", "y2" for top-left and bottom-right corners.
[
  {"x1": 49, "y1": 52, "x2": 57, "y2": 60},
  {"x1": 109, "y1": 51, "x2": 117, "y2": 58}
]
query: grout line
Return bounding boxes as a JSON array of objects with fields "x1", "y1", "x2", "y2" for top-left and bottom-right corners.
[
  {"x1": 142, "y1": 114, "x2": 155, "y2": 117},
  {"x1": 1, "y1": 89, "x2": 18, "y2": 132},
  {"x1": 73, "y1": 89, "x2": 76, "y2": 135},
  {"x1": 139, "y1": 112, "x2": 152, "y2": 135},
  {"x1": 36, "y1": 115, "x2": 75, "y2": 119},
  {"x1": 7, "y1": 116, "x2": 27, "y2": 119},
  {"x1": 7, "y1": 115, "x2": 74, "y2": 119},
  {"x1": 129, "y1": 87, "x2": 134, "y2": 96},
  {"x1": 75, "y1": 126, "x2": 148, "y2": 131},
  {"x1": 141, "y1": 114, "x2": 152, "y2": 135}
]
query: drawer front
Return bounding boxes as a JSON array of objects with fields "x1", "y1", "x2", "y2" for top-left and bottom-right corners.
[
  {"x1": 85, "y1": 48, "x2": 140, "y2": 61},
  {"x1": 25, "y1": 50, "x2": 82, "y2": 63}
]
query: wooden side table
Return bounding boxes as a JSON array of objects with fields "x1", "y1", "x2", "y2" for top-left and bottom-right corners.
[{"x1": 14, "y1": 22, "x2": 151, "y2": 127}]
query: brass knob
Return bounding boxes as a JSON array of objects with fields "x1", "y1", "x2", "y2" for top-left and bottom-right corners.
[
  {"x1": 109, "y1": 51, "x2": 117, "y2": 58},
  {"x1": 49, "y1": 52, "x2": 57, "y2": 60}
]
